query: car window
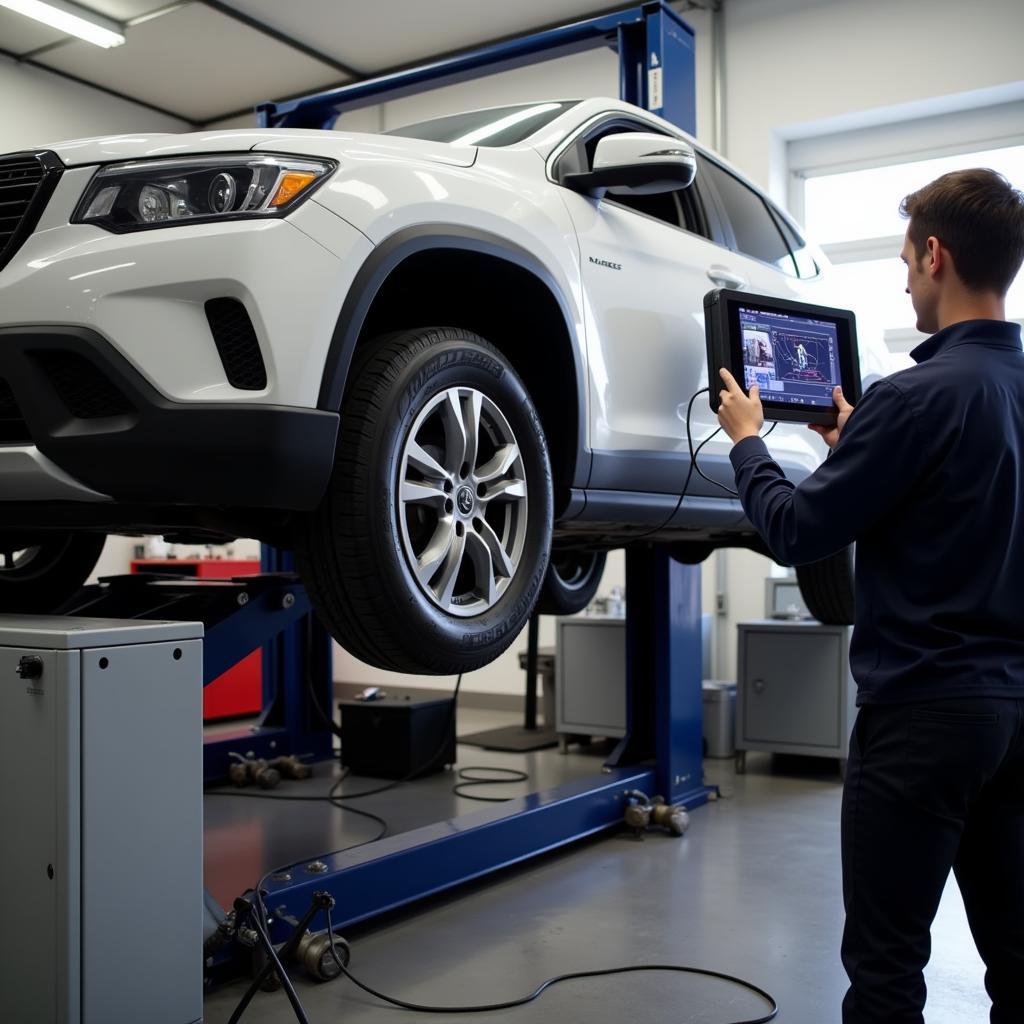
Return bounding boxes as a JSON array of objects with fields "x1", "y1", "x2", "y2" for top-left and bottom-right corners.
[
  {"x1": 696, "y1": 154, "x2": 797, "y2": 275},
  {"x1": 608, "y1": 189, "x2": 683, "y2": 228},
  {"x1": 386, "y1": 101, "x2": 580, "y2": 147},
  {"x1": 769, "y1": 206, "x2": 819, "y2": 279}
]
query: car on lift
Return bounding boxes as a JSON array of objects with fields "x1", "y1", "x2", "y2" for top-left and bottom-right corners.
[{"x1": 0, "y1": 98, "x2": 889, "y2": 673}]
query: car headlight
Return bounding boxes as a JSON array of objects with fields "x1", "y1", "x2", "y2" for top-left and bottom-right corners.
[{"x1": 72, "y1": 153, "x2": 336, "y2": 232}]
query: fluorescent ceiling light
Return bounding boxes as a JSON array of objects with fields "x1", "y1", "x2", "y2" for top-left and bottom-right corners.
[{"x1": 1, "y1": 0, "x2": 126, "y2": 48}]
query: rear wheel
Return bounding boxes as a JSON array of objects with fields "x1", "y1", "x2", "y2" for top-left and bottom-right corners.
[
  {"x1": 0, "y1": 531, "x2": 106, "y2": 613},
  {"x1": 296, "y1": 327, "x2": 553, "y2": 674},
  {"x1": 796, "y1": 546, "x2": 855, "y2": 625},
  {"x1": 536, "y1": 549, "x2": 606, "y2": 616}
]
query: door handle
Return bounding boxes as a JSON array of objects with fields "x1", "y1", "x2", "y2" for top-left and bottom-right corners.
[{"x1": 707, "y1": 265, "x2": 747, "y2": 290}]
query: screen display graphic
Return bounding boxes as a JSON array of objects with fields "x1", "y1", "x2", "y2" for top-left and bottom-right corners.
[{"x1": 739, "y1": 306, "x2": 841, "y2": 408}]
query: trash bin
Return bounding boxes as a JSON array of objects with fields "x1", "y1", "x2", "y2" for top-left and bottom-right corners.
[{"x1": 702, "y1": 680, "x2": 737, "y2": 758}]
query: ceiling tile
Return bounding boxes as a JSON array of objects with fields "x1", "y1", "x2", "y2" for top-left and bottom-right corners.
[
  {"x1": 35, "y1": 3, "x2": 349, "y2": 121},
  {"x1": 0, "y1": 8, "x2": 69, "y2": 53},
  {"x1": 220, "y1": 0, "x2": 630, "y2": 74}
]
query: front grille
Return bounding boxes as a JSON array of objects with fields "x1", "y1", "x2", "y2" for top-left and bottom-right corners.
[
  {"x1": 32, "y1": 351, "x2": 134, "y2": 420},
  {"x1": 0, "y1": 151, "x2": 62, "y2": 273},
  {"x1": 205, "y1": 298, "x2": 268, "y2": 390},
  {"x1": 0, "y1": 377, "x2": 30, "y2": 444}
]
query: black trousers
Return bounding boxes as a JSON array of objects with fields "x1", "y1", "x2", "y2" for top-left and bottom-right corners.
[{"x1": 841, "y1": 697, "x2": 1024, "y2": 1023}]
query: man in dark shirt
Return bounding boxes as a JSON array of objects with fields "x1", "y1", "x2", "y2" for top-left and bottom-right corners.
[{"x1": 716, "y1": 168, "x2": 1024, "y2": 1024}]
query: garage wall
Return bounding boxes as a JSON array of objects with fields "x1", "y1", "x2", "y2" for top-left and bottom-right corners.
[
  {"x1": 721, "y1": 0, "x2": 1024, "y2": 197},
  {"x1": 0, "y1": 54, "x2": 188, "y2": 152}
]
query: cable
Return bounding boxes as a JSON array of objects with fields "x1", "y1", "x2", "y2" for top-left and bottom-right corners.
[
  {"x1": 632, "y1": 388, "x2": 778, "y2": 539},
  {"x1": 323, "y1": 903, "x2": 775, "y2": 1023},
  {"x1": 693, "y1": 420, "x2": 778, "y2": 499},
  {"x1": 205, "y1": 787, "x2": 390, "y2": 842},
  {"x1": 452, "y1": 766, "x2": 529, "y2": 802}
]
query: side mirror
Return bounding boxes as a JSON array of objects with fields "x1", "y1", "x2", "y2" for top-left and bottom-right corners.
[{"x1": 563, "y1": 132, "x2": 696, "y2": 197}]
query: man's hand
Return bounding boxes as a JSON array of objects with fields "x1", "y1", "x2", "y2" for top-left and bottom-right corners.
[
  {"x1": 717, "y1": 368, "x2": 764, "y2": 443},
  {"x1": 809, "y1": 387, "x2": 854, "y2": 448}
]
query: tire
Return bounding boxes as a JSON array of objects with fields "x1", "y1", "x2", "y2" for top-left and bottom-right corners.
[
  {"x1": 296, "y1": 327, "x2": 553, "y2": 675},
  {"x1": 0, "y1": 531, "x2": 106, "y2": 613},
  {"x1": 536, "y1": 549, "x2": 607, "y2": 616},
  {"x1": 796, "y1": 546, "x2": 855, "y2": 625}
]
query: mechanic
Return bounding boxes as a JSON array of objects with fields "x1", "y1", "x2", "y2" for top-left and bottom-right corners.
[{"x1": 715, "y1": 168, "x2": 1024, "y2": 1024}]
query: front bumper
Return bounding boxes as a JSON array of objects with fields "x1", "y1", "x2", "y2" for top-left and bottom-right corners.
[{"x1": 0, "y1": 326, "x2": 338, "y2": 509}]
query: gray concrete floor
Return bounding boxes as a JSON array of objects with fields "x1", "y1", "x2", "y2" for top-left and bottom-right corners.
[{"x1": 203, "y1": 708, "x2": 989, "y2": 1024}]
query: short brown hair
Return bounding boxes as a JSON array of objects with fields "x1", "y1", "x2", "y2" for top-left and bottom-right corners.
[{"x1": 900, "y1": 168, "x2": 1024, "y2": 295}]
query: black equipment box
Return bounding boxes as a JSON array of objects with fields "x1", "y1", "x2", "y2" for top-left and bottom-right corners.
[{"x1": 339, "y1": 692, "x2": 456, "y2": 779}]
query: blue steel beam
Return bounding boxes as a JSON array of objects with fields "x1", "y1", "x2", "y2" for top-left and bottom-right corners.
[
  {"x1": 202, "y1": 579, "x2": 309, "y2": 684},
  {"x1": 257, "y1": 2, "x2": 694, "y2": 133},
  {"x1": 259, "y1": 767, "x2": 656, "y2": 939}
]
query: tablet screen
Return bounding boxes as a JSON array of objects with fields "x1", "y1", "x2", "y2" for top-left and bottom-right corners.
[{"x1": 739, "y1": 305, "x2": 841, "y2": 409}]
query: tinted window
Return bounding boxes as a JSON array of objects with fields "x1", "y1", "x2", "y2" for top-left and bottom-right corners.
[
  {"x1": 386, "y1": 101, "x2": 578, "y2": 147},
  {"x1": 770, "y1": 206, "x2": 819, "y2": 278},
  {"x1": 697, "y1": 155, "x2": 796, "y2": 275},
  {"x1": 608, "y1": 189, "x2": 682, "y2": 227}
]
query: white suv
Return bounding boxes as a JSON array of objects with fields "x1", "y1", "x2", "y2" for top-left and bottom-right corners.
[{"x1": 0, "y1": 98, "x2": 888, "y2": 673}]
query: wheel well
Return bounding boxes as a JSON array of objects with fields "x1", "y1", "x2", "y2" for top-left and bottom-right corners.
[{"x1": 355, "y1": 248, "x2": 582, "y2": 511}]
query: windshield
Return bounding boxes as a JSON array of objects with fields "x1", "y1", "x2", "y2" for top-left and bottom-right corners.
[{"x1": 385, "y1": 101, "x2": 579, "y2": 148}]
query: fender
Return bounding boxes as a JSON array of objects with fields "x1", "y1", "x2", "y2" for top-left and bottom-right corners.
[{"x1": 317, "y1": 223, "x2": 591, "y2": 489}]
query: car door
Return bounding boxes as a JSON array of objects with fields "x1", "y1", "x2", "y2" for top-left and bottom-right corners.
[{"x1": 554, "y1": 119, "x2": 743, "y2": 497}]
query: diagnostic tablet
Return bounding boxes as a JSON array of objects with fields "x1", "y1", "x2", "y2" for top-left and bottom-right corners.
[{"x1": 704, "y1": 288, "x2": 861, "y2": 426}]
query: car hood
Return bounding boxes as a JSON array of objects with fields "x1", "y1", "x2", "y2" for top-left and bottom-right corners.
[{"x1": 35, "y1": 128, "x2": 478, "y2": 169}]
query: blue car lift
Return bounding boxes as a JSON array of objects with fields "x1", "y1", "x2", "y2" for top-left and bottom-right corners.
[
  {"x1": 71, "y1": 1, "x2": 714, "y2": 971},
  {"x1": 234, "y1": 1, "x2": 717, "y2": 952}
]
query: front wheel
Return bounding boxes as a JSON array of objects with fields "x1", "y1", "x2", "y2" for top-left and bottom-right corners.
[{"x1": 296, "y1": 328, "x2": 553, "y2": 675}]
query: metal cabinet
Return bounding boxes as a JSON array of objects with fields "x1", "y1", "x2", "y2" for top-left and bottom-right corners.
[
  {"x1": 0, "y1": 616, "x2": 203, "y2": 1024},
  {"x1": 556, "y1": 617, "x2": 627, "y2": 747},
  {"x1": 736, "y1": 620, "x2": 855, "y2": 775}
]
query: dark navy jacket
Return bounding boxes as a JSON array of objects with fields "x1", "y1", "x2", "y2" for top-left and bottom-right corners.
[{"x1": 730, "y1": 318, "x2": 1024, "y2": 705}]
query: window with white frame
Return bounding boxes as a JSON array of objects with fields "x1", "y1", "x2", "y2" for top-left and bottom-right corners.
[{"x1": 790, "y1": 105, "x2": 1024, "y2": 371}]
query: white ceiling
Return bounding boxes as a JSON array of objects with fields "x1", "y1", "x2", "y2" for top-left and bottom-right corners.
[{"x1": 0, "y1": 0, "x2": 666, "y2": 124}]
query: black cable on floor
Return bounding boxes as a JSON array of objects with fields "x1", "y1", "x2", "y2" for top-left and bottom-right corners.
[
  {"x1": 452, "y1": 766, "x2": 529, "y2": 802},
  {"x1": 322, "y1": 903, "x2": 777, "y2": 1024},
  {"x1": 205, "y1": 786, "x2": 390, "y2": 843}
]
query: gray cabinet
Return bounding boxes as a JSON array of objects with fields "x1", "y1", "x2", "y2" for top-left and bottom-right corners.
[
  {"x1": 556, "y1": 617, "x2": 627, "y2": 744},
  {"x1": 736, "y1": 620, "x2": 855, "y2": 773}
]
